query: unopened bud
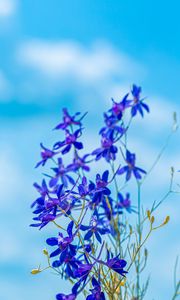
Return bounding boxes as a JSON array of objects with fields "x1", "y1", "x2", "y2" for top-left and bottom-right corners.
[
  {"x1": 31, "y1": 269, "x2": 41, "y2": 275},
  {"x1": 43, "y1": 249, "x2": 48, "y2": 256},
  {"x1": 150, "y1": 216, "x2": 155, "y2": 224},
  {"x1": 163, "y1": 216, "x2": 170, "y2": 225},
  {"x1": 147, "y1": 210, "x2": 151, "y2": 220}
]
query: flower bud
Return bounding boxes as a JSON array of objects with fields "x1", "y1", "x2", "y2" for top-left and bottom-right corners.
[
  {"x1": 163, "y1": 216, "x2": 170, "y2": 225},
  {"x1": 43, "y1": 249, "x2": 48, "y2": 256},
  {"x1": 31, "y1": 269, "x2": 41, "y2": 275},
  {"x1": 147, "y1": 210, "x2": 151, "y2": 220},
  {"x1": 150, "y1": 216, "x2": 155, "y2": 224}
]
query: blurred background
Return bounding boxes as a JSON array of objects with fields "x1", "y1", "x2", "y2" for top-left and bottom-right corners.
[{"x1": 0, "y1": 0, "x2": 179, "y2": 299}]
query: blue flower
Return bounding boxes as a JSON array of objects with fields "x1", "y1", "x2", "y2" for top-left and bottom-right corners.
[
  {"x1": 118, "y1": 150, "x2": 146, "y2": 181},
  {"x1": 53, "y1": 129, "x2": 83, "y2": 154},
  {"x1": 116, "y1": 193, "x2": 134, "y2": 213},
  {"x1": 92, "y1": 133, "x2": 118, "y2": 162},
  {"x1": 35, "y1": 143, "x2": 57, "y2": 168},
  {"x1": 30, "y1": 180, "x2": 62, "y2": 229},
  {"x1": 46, "y1": 221, "x2": 75, "y2": 259},
  {"x1": 67, "y1": 154, "x2": 91, "y2": 172},
  {"x1": 100, "y1": 112, "x2": 125, "y2": 139},
  {"x1": 110, "y1": 93, "x2": 131, "y2": 120},
  {"x1": 52, "y1": 249, "x2": 81, "y2": 279},
  {"x1": 54, "y1": 108, "x2": 85, "y2": 130},
  {"x1": 80, "y1": 215, "x2": 110, "y2": 243},
  {"x1": 86, "y1": 277, "x2": 106, "y2": 300},
  {"x1": 74, "y1": 263, "x2": 93, "y2": 279},
  {"x1": 49, "y1": 157, "x2": 75, "y2": 188},
  {"x1": 77, "y1": 176, "x2": 94, "y2": 197},
  {"x1": 90, "y1": 171, "x2": 111, "y2": 207},
  {"x1": 131, "y1": 84, "x2": 149, "y2": 117},
  {"x1": 56, "y1": 294, "x2": 76, "y2": 300},
  {"x1": 106, "y1": 252, "x2": 127, "y2": 276}
]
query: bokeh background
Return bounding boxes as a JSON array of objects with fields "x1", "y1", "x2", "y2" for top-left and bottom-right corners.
[{"x1": 0, "y1": 0, "x2": 179, "y2": 299}]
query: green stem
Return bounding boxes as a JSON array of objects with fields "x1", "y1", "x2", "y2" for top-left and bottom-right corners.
[{"x1": 137, "y1": 181, "x2": 141, "y2": 299}]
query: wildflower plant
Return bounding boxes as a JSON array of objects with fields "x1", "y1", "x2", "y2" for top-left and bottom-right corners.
[{"x1": 30, "y1": 85, "x2": 179, "y2": 299}]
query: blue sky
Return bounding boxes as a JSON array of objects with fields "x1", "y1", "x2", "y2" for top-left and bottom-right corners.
[{"x1": 0, "y1": 1, "x2": 179, "y2": 299}]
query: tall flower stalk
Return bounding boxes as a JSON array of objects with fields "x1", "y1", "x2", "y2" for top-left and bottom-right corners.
[{"x1": 30, "y1": 85, "x2": 178, "y2": 299}]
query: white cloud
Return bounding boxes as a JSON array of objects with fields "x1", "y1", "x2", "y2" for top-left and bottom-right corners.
[
  {"x1": 17, "y1": 39, "x2": 178, "y2": 134},
  {"x1": 18, "y1": 40, "x2": 144, "y2": 83},
  {"x1": 0, "y1": 0, "x2": 16, "y2": 17}
]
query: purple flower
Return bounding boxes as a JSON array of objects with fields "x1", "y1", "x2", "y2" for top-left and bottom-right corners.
[
  {"x1": 31, "y1": 179, "x2": 49, "y2": 208},
  {"x1": 67, "y1": 154, "x2": 91, "y2": 172},
  {"x1": 116, "y1": 193, "x2": 134, "y2": 213},
  {"x1": 30, "y1": 180, "x2": 61, "y2": 228},
  {"x1": 99, "y1": 113, "x2": 125, "y2": 138},
  {"x1": 86, "y1": 277, "x2": 105, "y2": 300},
  {"x1": 80, "y1": 215, "x2": 110, "y2": 244},
  {"x1": 118, "y1": 150, "x2": 146, "y2": 181},
  {"x1": 90, "y1": 171, "x2": 111, "y2": 207},
  {"x1": 106, "y1": 253, "x2": 127, "y2": 276},
  {"x1": 52, "y1": 249, "x2": 81, "y2": 279},
  {"x1": 78, "y1": 176, "x2": 94, "y2": 197},
  {"x1": 54, "y1": 129, "x2": 83, "y2": 154},
  {"x1": 92, "y1": 133, "x2": 118, "y2": 162},
  {"x1": 54, "y1": 108, "x2": 83, "y2": 130},
  {"x1": 30, "y1": 183, "x2": 75, "y2": 229},
  {"x1": 56, "y1": 294, "x2": 76, "y2": 300},
  {"x1": 35, "y1": 143, "x2": 56, "y2": 168},
  {"x1": 74, "y1": 263, "x2": 93, "y2": 279},
  {"x1": 110, "y1": 94, "x2": 131, "y2": 120},
  {"x1": 131, "y1": 84, "x2": 149, "y2": 117},
  {"x1": 96, "y1": 171, "x2": 110, "y2": 191},
  {"x1": 46, "y1": 221, "x2": 75, "y2": 258},
  {"x1": 49, "y1": 157, "x2": 75, "y2": 188}
]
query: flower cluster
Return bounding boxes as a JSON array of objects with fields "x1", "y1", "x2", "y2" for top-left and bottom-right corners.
[{"x1": 31, "y1": 85, "x2": 150, "y2": 299}]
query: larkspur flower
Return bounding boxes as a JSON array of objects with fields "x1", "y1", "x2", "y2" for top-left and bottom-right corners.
[
  {"x1": 54, "y1": 108, "x2": 85, "y2": 130},
  {"x1": 56, "y1": 294, "x2": 76, "y2": 300},
  {"x1": 99, "y1": 112, "x2": 125, "y2": 138},
  {"x1": 53, "y1": 129, "x2": 83, "y2": 154},
  {"x1": 30, "y1": 183, "x2": 77, "y2": 228},
  {"x1": 46, "y1": 221, "x2": 76, "y2": 259},
  {"x1": 74, "y1": 262, "x2": 93, "y2": 279},
  {"x1": 106, "y1": 252, "x2": 127, "y2": 276},
  {"x1": 95, "y1": 170, "x2": 110, "y2": 193},
  {"x1": 116, "y1": 192, "x2": 134, "y2": 213},
  {"x1": 90, "y1": 171, "x2": 111, "y2": 207},
  {"x1": 86, "y1": 277, "x2": 106, "y2": 300},
  {"x1": 35, "y1": 143, "x2": 57, "y2": 168},
  {"x1": 80, "y1": 215, "x2": 110, "y2": 244},
  {"x1": 67, "y1": 153, "x2": 91, "y2": 172},
  {"x1": 77, "y1": 176, "x2": 94, "y2": 197},
  {"x1": 49, "y1": 157, "x2": 75, "y2": 188},
  {"x1": 30, "y1": 180, "x2": 61, "y2": 228},
  {"x1": 31, "y1": 179, "x2": 50, "y2": 208},
  {"x1": 52, "y1": 250, "x2": 81, "y2": 279},
  {"x1": 92, "y1": 132, "x2": 118, "y2": 162},
  {"x1": 131, "y1": 84, "x2": 149, "y2": 117},
  {"x1": 110, "y1": 94, "x2": 131, "y2": 120},
  {"x1": 118, "y1": 150, "x2": 146, "y2": 181}
]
